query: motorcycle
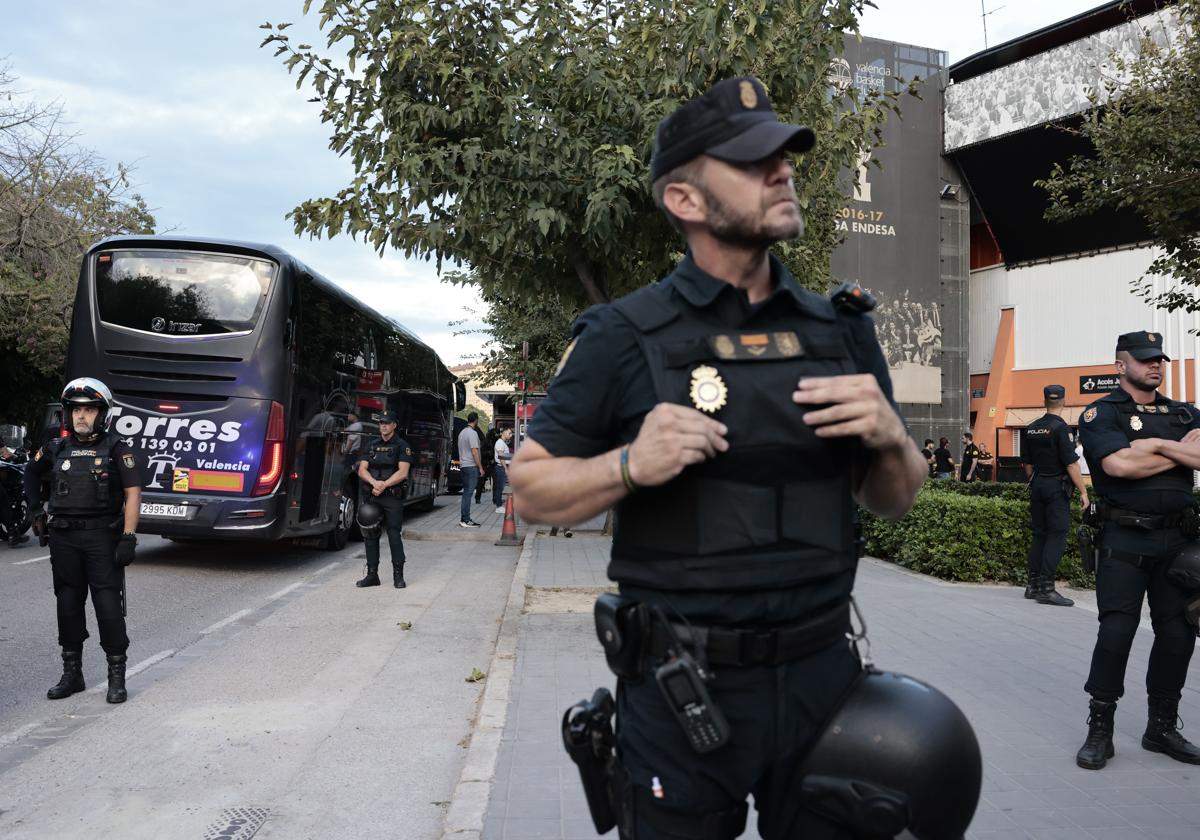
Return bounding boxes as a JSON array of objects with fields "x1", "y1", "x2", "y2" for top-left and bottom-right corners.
[{"x1": 0, "y1": 449, "x2": 31, "y2": 543}]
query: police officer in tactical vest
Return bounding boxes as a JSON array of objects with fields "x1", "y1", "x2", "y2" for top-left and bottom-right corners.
[
  {"x1": 510, "y1": 77, "x2": 982, "y2": 839},
  {"x1": 24, "y1": 378, "x2": 141, "y2": 704},
  {"x1": 1022, "y1": 384, "x2": 1089, "y2": 606},
  {"x1": 1076, "y1": 331, "x2": 1200, "y2": 770},
  {"x1": 355, "y1": 410, "x2": 413, "y2": 589}
]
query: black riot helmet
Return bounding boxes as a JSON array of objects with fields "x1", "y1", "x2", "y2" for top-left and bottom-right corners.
[
  {"x1": 61, "y1": 377, "x2": 114, "y2": 436},
  {"x1": 796, "y1": 669, "x2": 982, "y2": 840},
  {"x1": 1167, "y1": 541, "x2": 1200, "y2": 593},
  {"x1": 357, "y1": 500, "x2": 383, "y2": 539}
]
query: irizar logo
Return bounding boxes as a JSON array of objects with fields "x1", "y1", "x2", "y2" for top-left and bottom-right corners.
[{"x1": 107, "y1": 407, "x2": 242, "y2": 442}]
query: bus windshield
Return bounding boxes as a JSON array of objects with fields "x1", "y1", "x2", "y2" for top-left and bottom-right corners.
[{"x1": 95, "y1": 249, "x2": 274, "y2": 336}]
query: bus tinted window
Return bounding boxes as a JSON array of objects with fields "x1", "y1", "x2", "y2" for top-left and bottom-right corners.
[{"x1": 96, "y1": 250, "x2": 273, "y2": 336}]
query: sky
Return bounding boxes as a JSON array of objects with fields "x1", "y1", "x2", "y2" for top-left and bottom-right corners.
[{"x1": 2, "y1": 0, "x2": 1104, "y2": 365}]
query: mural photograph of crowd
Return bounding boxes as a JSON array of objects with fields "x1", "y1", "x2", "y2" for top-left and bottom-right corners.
[
  {"x1": 867, "y1": 287, "x2": 942, "y2": 371},
  {"x1": 944, "y1": 7, "x2": 1177, "y2": 150}
]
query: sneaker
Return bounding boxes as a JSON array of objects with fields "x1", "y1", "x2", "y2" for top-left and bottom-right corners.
[
  {"x1": 459, "y1": 520, "x2": 481, "y2": 528},
  {"x1": 496, "y1": 507, "x2": 505, "y2": 514}
]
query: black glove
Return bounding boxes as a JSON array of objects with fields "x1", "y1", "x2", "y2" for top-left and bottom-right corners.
[{"x1": 115, "y1": 533, "x2": 137, "y2": 566}]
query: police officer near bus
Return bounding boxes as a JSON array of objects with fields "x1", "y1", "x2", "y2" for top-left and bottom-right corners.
[
  {"x1": 1022, "y1": 384, "x2": 1089, "y2": 606},
  {"x1": 24, "y1": 378, "x2": 141, "y2": 704},
  {"x1": 355, "y1": 410, "x2": 413, "y2": 589},
  {"x1": 509, "y1": 78, "x2": 977, "y2": 839},
  {"x1": 1076, "y1": 331, "x2": 1200, "y2": 769}
]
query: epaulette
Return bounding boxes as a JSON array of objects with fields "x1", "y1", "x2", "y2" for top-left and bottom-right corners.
[{"x1": 611, "y1": 284, "x2": 679, "y2": 333}]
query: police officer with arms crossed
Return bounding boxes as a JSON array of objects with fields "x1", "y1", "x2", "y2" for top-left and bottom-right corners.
[
  {"x1": 24, "y1": 378, "x2": 141, "y2": 704},
  {"x1": 511, "y1": 77, "x2": 980, "y2": 839},
  {"x1": 355, "y1": 410, "x2": 413, "y2": 589},
  {"x1": 1076, "y1": 331, "x2": 1200, "y2": 769},
  {"x1": 1022, "y1": 384, "x2": 1089, "y2": 606}
]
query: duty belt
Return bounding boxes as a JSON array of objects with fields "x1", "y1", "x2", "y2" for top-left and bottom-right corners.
[
  {"x1": 1102, "y1": 507, "x2": 1185, "y2": 530},
  {"x1": 48, "y1": 516, "x2": 118, "y2": 531},
  {"x1": 647, "y1": 601, "x2": 850, "y2": 668}
]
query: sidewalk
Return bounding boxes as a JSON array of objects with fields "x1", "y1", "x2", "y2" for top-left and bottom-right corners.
[{"x1": 465, "y1": 533, "x2": 1200, "y2": 840}]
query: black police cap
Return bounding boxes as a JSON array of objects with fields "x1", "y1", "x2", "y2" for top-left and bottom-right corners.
[
  {"x1": 650, "y1": 77, "x2": 815, "y2": 182},
  {"x1": 1116, "y1": 331, "x2": 1170, "y2": 361},
  {"x1": 1043, "y1": 384, "x2": 1065, "y2": 400},
  {"x1": 377, "y1": 411, "x2": 398, "y2": 424}
]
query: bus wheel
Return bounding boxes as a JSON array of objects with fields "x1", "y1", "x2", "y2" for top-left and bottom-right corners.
[{"x1": 325, "y1": 484, "x2": 355, "y2": 551}]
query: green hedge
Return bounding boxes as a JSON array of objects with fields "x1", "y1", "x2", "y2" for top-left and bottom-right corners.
[{"x1": 862, "y1": 484, "x2": 1094, "y2": 589}]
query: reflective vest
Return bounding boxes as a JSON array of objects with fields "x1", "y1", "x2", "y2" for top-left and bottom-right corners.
[
  {"x1": 608, "y1": 283, "x2": 863, "y2": 591},
  {"x1": 48, "y1": 433, "x2": 122, "y2": 517}
]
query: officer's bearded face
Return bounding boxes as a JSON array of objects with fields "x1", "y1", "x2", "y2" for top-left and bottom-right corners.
[
  {"x1": 696, "y1": 154, "x2": 803, "y2": 248},
  {"x1": 1117, "y1": 352, "x2": 1163, "y2": 391},
  {"x1": 71, "y1": 406, "x2": 99, "y2": 436}
]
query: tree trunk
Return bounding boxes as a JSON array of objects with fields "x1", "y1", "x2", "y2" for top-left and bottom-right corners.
[{"x1": 573, "y1": 258, "x2": 610, "y2": 305}]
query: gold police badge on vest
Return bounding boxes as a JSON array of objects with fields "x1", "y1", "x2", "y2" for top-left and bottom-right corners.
[
  {"x1": 1130, "y1": 415, "x2": 1143, "y2": 431},
  {"x1": 61, "y1": 459, "x2": 71, "y2": 471},
  {"x1": 690, "y1": 365, "x2": 728, "y2": 414}
]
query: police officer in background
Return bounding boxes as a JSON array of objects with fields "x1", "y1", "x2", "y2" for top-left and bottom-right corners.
[
  {"x1": 24, "y1": 378, "x2": 141, "y2": 704},
  {"x1": 510, "y1": 77, "x2": 941, "y2": 838},
  {"x1": 355, "y1": 410, "x2": 413, "y2": 589},
  {"x1": 1076, "y1": 331, "x2": 1200, "y2": 769},
  {"x1": 1022, "y1": 384, "x2": 1089, "y2": 606}
]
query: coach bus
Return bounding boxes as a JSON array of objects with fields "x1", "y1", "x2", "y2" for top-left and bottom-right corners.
[{"x1": 64, "y1": 235, "x2": 464, "y2": 549}]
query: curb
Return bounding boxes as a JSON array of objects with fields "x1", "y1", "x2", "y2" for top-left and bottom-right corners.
[
  {"x1": 440, "y1": 526, "x2": 536, "y2": 839},
  {"x1": 405, "y1": 529, "x2": 526, "y2": 544}
]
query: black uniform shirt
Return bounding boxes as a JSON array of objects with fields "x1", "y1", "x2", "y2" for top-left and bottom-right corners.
[
  {"x1": 1079, "y1": 389, "x2": 1200, "y2": 513},
  {"x1": 529, "y1": 253, "x2": 900, "y2": 624},
  {"x1": 960, "y1": 442, "x2": 980, "y2": 479},
  {"x1": 1020, "y1": 414, "x2": 1077, "y2": 477},
  {"x1": 24, "y1": 432, "x2": 142, "y2": 508}
]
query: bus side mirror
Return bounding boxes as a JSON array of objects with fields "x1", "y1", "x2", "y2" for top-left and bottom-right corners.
[{"x1": 454, "y1": 381, "x2": 466, "y2": 412}]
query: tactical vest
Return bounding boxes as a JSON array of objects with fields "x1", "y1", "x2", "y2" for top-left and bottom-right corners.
[
  {"x1": 609, "y1": 283, "x2": 861, "y2": 591},
  {"x1": 48, "y1": 434, "x2": 122, "y2": 517},
  {"x1": 1094, "y1": 397, "x2": 1195, "y2": 504},
  {"x1": 363, "y1": 436, "x2": 406, "y2": 494}
]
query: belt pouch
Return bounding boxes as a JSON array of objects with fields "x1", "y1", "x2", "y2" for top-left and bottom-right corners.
[{"x1": 594, "y1": 593, "x2": 648, "y2": 683}]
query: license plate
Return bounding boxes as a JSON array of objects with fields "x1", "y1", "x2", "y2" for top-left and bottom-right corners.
[{"x1": 140, "y1": 502, "x2": 188, "y2": 518}]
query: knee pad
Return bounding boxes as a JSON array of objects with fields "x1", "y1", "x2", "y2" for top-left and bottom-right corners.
[{"x1": 795, "y1": 669, "x2": 981, "y2": 840}]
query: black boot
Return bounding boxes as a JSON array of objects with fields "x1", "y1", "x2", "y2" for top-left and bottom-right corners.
[
  {"x1": 393, "y1": 564, "x2": 406, "y2": 589},
  {"x1": 1142, "y1": 696, "x2": 1200, "y2": 764},
  {"x1": 1024, "y1": 574, "x2": 1040, "y2": 599},
  {"x1": 356, "y1": 565, "x2": 380, "y2": 588},
  {"x1": 105, "y1": 654, "x2": 127, "y2": 704},
  {"x1": 1035, "y1": 577, "x2": 1074, "y2": 607},
  {"x1": 46, "y1": 649, "x2": 86, "y2": 700},
  {"x1": 9, "y1": 532, "x2": 29, "y2": 547},
  {"x1": 1076, "y1": 699, "x2": 1117, "y2": 769}
]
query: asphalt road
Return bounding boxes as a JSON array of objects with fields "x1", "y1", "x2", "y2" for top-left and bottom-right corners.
[{"x1": 0, "y1": 527, "x2": 364, "y2": 747}]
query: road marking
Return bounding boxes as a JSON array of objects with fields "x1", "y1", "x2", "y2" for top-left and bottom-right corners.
[
  {"x1": 200, "y1": 609, "x2": 253, "y2": 635},
  {"x1": 0, "y1": 722, "x2": 42, "y2": 748},
  {"x1": 313, "y1": 561, "x2": 340, "y2": 576},
  {"x1": 13, "y1": 554, "x2": 50, "y2": 566},
  {"x1": 266, "y1": 580, "x2": 305, "y2": 602}
]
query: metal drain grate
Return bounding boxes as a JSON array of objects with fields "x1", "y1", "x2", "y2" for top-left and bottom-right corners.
[{"x1": 202, "y1": 807, "x2": 269, "y2": 840}]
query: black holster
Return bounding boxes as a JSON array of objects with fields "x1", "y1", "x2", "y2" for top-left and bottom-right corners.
[
  {"x1": 562, "y1": 687, "x2": 626, "y2": 835},
  {"x1": 1077, "y1": 524, "x2": 1098, "y2": 574}
]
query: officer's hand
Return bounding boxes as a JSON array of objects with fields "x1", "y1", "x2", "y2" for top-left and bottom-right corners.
[
  {"x1": 371, "y1": 485, "x2": 384, "y2": 496},
  {"x1": 793, "y1": 374, "x2": 907, "y2": 450},
  {"x1": 1079, "y1": 490, "x2": 1090, "y2": 509},
  {"x1": 115, "y1": 534, "x2": 136, "y2": 566},
  {"x1": 1183, "y1": 429, "x2": 1200, "y2": 445},
  {"x1": 627, "y1": 403, "x2": 728, "y2": 487}
]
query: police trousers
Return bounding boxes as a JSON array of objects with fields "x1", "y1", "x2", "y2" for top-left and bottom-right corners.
[
  {"x1": 617, "y1": 639, "x2": 861, "y2": 839},
  {"x1": 1028, "y1": 475, "x2": 1071, "y2": 581},
  {"x1": 1085, "y1": 525, "x2": 1197, "y2": 703},
  {"x1": 49, "y1": 527, "x2": 128, "y2": 655},
  {"x1": 365, "y1": 494, "x2": 405, "y2": 572}
]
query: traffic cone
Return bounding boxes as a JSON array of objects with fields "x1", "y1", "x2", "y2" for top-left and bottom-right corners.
[{"x1": 495, "y1": 495, "x2": 520, "y2": 546}]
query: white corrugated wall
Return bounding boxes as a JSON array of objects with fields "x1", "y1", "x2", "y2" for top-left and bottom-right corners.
[{"x1": 970, "y1": 246, "x2": 1164, "y2": 374}]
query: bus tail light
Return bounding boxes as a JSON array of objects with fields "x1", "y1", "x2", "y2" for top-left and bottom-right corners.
[{"x1": 253, "y1": 401, "x2": 285, "y2": 496}]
